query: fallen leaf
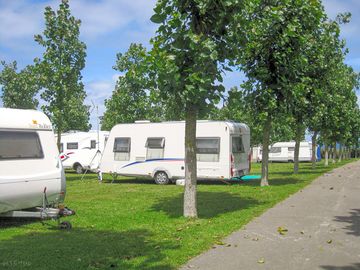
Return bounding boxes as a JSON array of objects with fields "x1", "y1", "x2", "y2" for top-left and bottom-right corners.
[
  {"x1": 215, "y1": 241, "x2": 225, "y2": 245},
  {"x1": 258, "y1": 258, "x2": 265, "y2": 264},
  {"x1": 327, "y1": 239, "x2": 332, "y2": 244},
  {"x1": 278, "y1": 226, "x2": 288, "y2": 235}
]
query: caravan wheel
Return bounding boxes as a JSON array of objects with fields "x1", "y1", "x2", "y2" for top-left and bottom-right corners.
[
  {"x1": 154, "y1": 171, "x2": 170, "y2": 185},
  {"x1": 74, "y1": 164, "x2": 84, "y2": 174}
]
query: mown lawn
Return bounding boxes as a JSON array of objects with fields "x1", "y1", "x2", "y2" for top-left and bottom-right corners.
[{"x1": 0, "y1": 160, "x2": 356, "y2": 270}]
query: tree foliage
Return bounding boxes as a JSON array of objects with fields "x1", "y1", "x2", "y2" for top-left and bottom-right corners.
[
  {"x1": 238, "y1": 0, "x2": 325, "y2": 184},
  {"x1": 34, "y1": 0, "x2": 90, "y2": 148},
  {"x1": 102, "y1": 44, "x2": 153, "y2": 130},
  {"x1": 0, "y1": 61, "x2": 40, "y2": 109}
]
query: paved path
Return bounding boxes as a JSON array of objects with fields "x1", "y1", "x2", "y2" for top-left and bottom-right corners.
[{"x1": 180, "y1": 161, "x2": 360, "y2": 270}]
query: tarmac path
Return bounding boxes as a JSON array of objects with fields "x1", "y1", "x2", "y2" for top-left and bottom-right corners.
[{"x1": 180, "y1": 161, "x2": 360, "y2": 270}]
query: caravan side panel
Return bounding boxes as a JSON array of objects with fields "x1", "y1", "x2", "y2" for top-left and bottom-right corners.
[
  {"x1": 100, "y1": 121, "x2": 250, "y2": 180},
  {"x1": 0, "y1": 109, "x2": 64, "y2": 214}
]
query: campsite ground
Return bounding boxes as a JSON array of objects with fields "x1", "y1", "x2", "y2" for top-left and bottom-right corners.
[{"x1": 0, "y1": 160, "x2": 356, "y2": 270}]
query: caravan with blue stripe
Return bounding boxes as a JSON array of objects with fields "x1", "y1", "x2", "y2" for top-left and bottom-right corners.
[{"x1": 99, "y1": 120, "x2": 251, "y2": 184}]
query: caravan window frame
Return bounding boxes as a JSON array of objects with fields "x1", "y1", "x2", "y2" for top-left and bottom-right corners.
[
  {"x1": 113, "y1": 137, "x2": 131, "y2": 153},
  {"x1": 90, "y1": 140, "x2": 96, "y2": 149},
  {"x1": 113, "y1": 137, "x2": 131, "y2": 161},
  {"x1": 270, "y1": 147, "x2": 281, "y2": 153},
  {"x1": 0, "y1": 130, "x2": 44, "y2": 160},
  {"x1": 145, "y1": 137, "x2": 165, "y2": 149},
  {"x1": 67, "y1": 142, "x2": 78, "y2": 150},
  {"x1": 145, "y1": 137, "x2": 165, "y2": 159},
  {"x1": 231, "y1": 136, "x2": 245, "y2": 153},
  {"x1": 196, "y1": 137, "x2": 220, "y2": 162}
]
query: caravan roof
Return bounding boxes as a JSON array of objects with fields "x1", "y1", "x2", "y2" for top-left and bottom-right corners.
[
  {"x1": 0, "y1": 108, "x2": 52, "y2": 130},
  {"x1": 272, "y1": 141, "x2": 311, "y2": 148},
  {"x1": 110, "y1": 120, "x2": 250, "y2": 135}
]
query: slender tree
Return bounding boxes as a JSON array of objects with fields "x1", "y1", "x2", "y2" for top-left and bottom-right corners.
[
  {"x1": 102, "y1": 44, "x2": 153, "y2": 130},
  {"x1": 34, "y1": 0, "x2": 90, "y2": 149},
  {"x1": 0, "y1": 61, "x2": 40, "y2": 109},
  {"x1": 238, "y1": 0, "x2": 325, "y2": 185},
  {"x1": 149, "y1": 0, "x2": 242, "y2": 217}
]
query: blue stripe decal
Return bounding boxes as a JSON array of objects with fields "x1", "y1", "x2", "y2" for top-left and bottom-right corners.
[{"x1": 121, "y1": 158, "x2": 184, "y2": 168}]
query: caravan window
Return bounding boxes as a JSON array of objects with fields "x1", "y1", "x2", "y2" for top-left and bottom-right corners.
[
  {"x1": 196, "y1": 137, "x2": 220, "y2": 162},
  {"x1": 146, "y1": 137, "x2": 165, "y2": 159},
  {"x1": 113, "y1": 137, "x2": 130, "y2": 161},
  {"x1": 232, "y1": 136, "x2": 244, "y2": 153},
  {"x1": 67, "y1": 142, "x2": 78, "y2": 150},
  {"x1": 288, "y1": 147, "x2": 295, "y2": 151},
  {"x1": 270, "y1": 147, "x2": 281, "y2": 153},
  {"x1": 0, "y1": 131, "x2": 44, "y2": 160},
  {"x1": 90, "y1": 140, "x2": 96, "y2": 149}
]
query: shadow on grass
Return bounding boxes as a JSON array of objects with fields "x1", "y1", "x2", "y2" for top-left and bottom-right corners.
[
  {"x1": 0, "y1": 228, "x2": 177, "y2": 270},
  {"x1": 233, "y1": 177, "x2": 302, "y2": 187},
  {"x1": 0, "y1": 218, "x2": 39, "y2": 229},
  {"x1": 151, "y1": 191, "x2": 261, "y2": 219},
  {"x1": 333, "y1": 209, "x2": 360, "y2": 237},
  {"x1": 104, "y1": 178, "x2": 154, "y2": 185},
  {"x1": 320, "y1": 263, "x2": 360, "y2": 270}
]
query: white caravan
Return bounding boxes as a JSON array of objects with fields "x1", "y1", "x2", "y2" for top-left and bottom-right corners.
[
  {"x1": 252, "y1": 146, "x2": 263, "y2": 162},
  {"x1": 0, "y1": 108, "x2": 66, "y2": 215},
  {"x1": 100, "y1": 121, "x2": 251, "y2": 184},
  {"x1": 269, "y1": 141, "x2": 312, "y2": 162},
  {"x1": 58, "y1": 130, "x2": 109, "y2": 173}
]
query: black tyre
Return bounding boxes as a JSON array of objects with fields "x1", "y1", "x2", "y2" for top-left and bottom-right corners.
[
  {"x1": 74, "y1": 164, "x2": 83, "y2": 174},
  {"x1": 59, "y1": 221, "x2": 72, "y2": 230},
  {"x1": 154, "y1": 171, "x2": 170, "y2": 185}
]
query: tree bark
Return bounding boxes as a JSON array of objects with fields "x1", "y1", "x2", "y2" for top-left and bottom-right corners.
[
  {"x1": 261, "y1": 115, "x2": 271, "y2": 186},
  {"x1": 183, "y1": 103, "x2": 198, "y2": 218},
  {"x1": 338, "y1": 144, "x2": 342, "y2": 162},
  {"x1": 57, "y1": 129, "x2": 62, "y2": 152},
  {"x1": 332, "y1": 142, "x2": 336, "y2": 164},
  {"x1": 293, "y1": 124, "x2": 303, "y2": 174},
  {"x1": 324, "y1": 144, "x2": 329, "y2": 166},
  {"x1": 311, "y1": 131, "x2": 318, "y2": 169}
]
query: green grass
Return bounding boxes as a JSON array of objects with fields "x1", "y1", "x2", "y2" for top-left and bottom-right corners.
[{"x1": 0, "y1": 160, "x2": 356, "y2": 269}]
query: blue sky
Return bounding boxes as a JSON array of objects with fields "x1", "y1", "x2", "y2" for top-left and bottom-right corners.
[{"x1": 0, "y1": 0, "x2": 359, "y2": 128}]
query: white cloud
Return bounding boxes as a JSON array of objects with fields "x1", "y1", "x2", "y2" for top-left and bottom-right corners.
[
  {"x1": 71, "y1": 0, "x2": 156, "y2": 39},
  {"x1": 0, "y1": 0, "x2": 157, "y2": 46},
  {"x1": 0, "y1": 1, "x2": 44, "y2": 42}
]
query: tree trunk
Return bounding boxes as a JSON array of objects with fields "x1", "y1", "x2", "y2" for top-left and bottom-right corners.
[
  {"x1": 338, "y1": 144, "x2": 342, "y2": 162},
  {"x1": 57, "y1": 129, "x2": 62, "y2": 152},
  {"x1": 183, "y1": 103, "x2": 198, "y2": 218},
  {"x1": 332, "y1": 142, "x2": 336, "y2": 164},
  {"x1": 311, "y1": 131, "x2": 318, "y2": 169},
  {"x1": 261, "y1": 115, "x2": 271, "y2": 186},
  {"x1": 293, "y1": 125, "x2": 303, "y2": 174},
  {"x1": 324, "y1": 144, "x2": 329, "y2": 166}
]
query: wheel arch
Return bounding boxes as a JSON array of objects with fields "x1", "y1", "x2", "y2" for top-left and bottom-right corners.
[{"x1": 152, "y1": 167, "x2": 172, "y2": 179}]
